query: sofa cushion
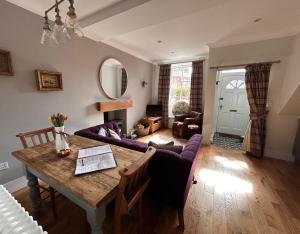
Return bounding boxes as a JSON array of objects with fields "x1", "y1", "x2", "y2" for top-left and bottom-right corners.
[
  {"x1": 121, "y1": 138, "x2": 148, "y2": 152},
  {"x1": 98, "y1": 127, "x2": 107, "y2": 137},
  {"x1": 108, "y1": 129, "x2": 121, "y2": 140},
  {"x1": 148, "y1": 141, "x2": 183, "y2": 154},
  {"x1": 180, "y1": 134, "x2": 202, "y2": 162},
  {"x1": 148, "y1": 141, "x2": 174, "y2": 146}
]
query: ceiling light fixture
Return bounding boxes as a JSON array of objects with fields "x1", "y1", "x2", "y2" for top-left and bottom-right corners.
[{"x1": 40, "y1": 0, "x2": 83, "y2": 46}]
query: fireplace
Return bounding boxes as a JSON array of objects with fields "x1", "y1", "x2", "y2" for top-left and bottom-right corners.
[
  {"x1": 96, "y1": 100, "x2": 133, "y2": 135},
  {"x1": 104, "y1": 109, "x2": 127, "y2": 134}
]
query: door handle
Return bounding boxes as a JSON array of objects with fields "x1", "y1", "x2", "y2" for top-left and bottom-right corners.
[{"x1": 229, "y1": 109, "x2": 237, "y2": 112}]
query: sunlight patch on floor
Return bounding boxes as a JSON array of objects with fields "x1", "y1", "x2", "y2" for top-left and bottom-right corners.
[
  {"x1": 214, "y1": 155, "x2": 249, "y2": 170},
  {"x1": 199, "y1": 168, "x2": 253, "y2": 194},
  {"x1": 145, "y1": 134, "x2": 174, "y2": 144}
]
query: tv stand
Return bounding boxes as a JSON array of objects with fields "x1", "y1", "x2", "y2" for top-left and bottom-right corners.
[{"x1": 141, "y1": 116, "x2": 162, "y2": 133}]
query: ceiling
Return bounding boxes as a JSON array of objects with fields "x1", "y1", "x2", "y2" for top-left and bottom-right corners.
[{"x1": 6, "y1": 0, "x2": 300, "y2": 64}]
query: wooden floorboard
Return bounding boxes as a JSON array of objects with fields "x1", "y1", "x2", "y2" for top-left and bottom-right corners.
[{"x1": 12, "y1": 129, "x2": 300, "y2": 234}]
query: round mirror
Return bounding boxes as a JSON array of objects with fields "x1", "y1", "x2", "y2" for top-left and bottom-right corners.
[{"x1": 99, "y1": 58, "x2": 128, "y2": 99}]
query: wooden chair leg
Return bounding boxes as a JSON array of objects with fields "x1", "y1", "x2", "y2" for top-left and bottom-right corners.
[
  {"x1": 114, "y1": 214, "x2": 122, "y2": 234},
  {"x1": 49, "y1": 187, "x2": 58, "y2": 220},
  {"x1": 85, "y1": 215, "x2": 90, "y2": 234},
  {"x1": 178, "y1": 209, "x2": 185, "y2": 231},
  {"x1": 138, "y1": 198, "x2": 144, "y2": 234}
]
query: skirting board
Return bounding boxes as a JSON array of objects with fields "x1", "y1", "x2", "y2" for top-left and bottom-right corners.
[
  {"x1": 3, "y1": 176, "x2": 27, "y2": 193},
  {"x1": 264, "y1": 148, "x2": 295, "y2": 162}
]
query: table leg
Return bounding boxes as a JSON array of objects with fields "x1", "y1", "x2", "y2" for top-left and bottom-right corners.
[
  {"x1": 25, "y1": 167, "x2": 42, "y2": 218},
  {"x1": 86, "y1": 205, "x2": 106, "y2": 234}
]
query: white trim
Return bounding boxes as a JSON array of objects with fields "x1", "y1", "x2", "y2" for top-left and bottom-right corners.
[
  {"x1": 264, "y1": 148, "x2": 295, "y2": 162},
  {"x1": 3, "y1": 176, "x2": 27, "y2": 193}
]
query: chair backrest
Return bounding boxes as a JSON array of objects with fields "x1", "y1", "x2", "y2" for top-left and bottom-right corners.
[
  {"x1": 16, "y1": 127, "x2": 55, "y2": 148},
  {"x1": 115, "y1": 146, "x2": 156, "y2": 216}
]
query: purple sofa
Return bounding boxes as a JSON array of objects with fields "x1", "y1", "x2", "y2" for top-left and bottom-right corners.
[{"x1": 74, "y1": 121, "x2": 202, "y2": 230}]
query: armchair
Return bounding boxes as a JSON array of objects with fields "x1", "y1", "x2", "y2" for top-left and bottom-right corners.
[{"x1": 172, "y1": 111, "x2": 203, "y2": 139}]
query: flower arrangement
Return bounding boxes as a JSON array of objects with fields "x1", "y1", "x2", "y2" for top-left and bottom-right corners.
[
  {"x1": 48, "y1": 113, "x2": 68, "y2": 127},
  {"x1": 172, "y1": 101, "x2": 190, "y2": 115}
]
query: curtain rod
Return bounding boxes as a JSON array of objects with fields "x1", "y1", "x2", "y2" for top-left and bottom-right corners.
[
  {"x1": 159, "y1": 59, "x2": 206, "y2": 66},
  {"x1": 210, "y1": 60, "x2": 281, "y2": 70}
]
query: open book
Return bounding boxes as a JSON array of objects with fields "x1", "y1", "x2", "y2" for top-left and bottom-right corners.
[{"x1": 75, "y1": 145, "x2": 117, "y2": 175}]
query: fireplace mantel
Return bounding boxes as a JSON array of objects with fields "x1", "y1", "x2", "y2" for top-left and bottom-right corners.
[{"x1": 96, "y1": 99, "x2": 133, "y2": 112}]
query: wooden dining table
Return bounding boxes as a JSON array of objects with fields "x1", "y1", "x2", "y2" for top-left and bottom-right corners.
[{"x1": 12, "y1": 135, "x2": 146, "y2": 234}]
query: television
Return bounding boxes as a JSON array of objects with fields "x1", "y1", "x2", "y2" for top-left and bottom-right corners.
[{"x1": 146, "y1": 104, "x2": 162, "y2": 117}]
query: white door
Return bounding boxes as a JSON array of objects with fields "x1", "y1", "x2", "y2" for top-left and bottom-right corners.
[{"x1": 216, "y1": 72, "x2": 250, "y2": 137}]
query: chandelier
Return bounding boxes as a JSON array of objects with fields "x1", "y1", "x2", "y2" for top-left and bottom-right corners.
[{"x1": 40, "y1": 0, "x2": 84, "y2": 46}]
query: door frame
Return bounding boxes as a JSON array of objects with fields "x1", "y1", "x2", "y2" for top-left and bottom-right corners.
[{"x1": 213, "y1": 68, "x2": 249, "y2": 138}]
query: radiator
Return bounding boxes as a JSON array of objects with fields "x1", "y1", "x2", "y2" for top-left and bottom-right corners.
[{"x1": 0, "y1": 185, "x2": 47, "y2": 234}]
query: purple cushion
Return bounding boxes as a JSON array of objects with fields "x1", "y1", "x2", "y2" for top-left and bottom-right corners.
[{"x1": 181, "y1": 134, "x2": 202, "y2": 162}]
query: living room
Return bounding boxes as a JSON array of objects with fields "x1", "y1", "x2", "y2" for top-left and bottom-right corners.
[{"x1": 1, "y1": 0, "x2": 300, "y2": 233}]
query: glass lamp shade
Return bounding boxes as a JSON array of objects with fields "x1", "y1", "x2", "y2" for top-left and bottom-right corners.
[
  {"x1": 66, "y1": 14, "x2": 77, "y2": 28},
  {"x1": 69, "y1": 24, "x2": 84, "y2": 38},
  {"x1": 65, "y1": 15, "x2": 84, "y2": 38},
  {"x1": 52, "y1": 23, "x2": 70, "y2": 44},
  {"x1": 40, "y1": 28, "x2": 57, "y2": 46}
]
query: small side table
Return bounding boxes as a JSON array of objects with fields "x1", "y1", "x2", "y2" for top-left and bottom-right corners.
[
  {"x1": 187, "y1": 124, "x2": 199, "y2": 138},
  {"x1": 140, "y1": 116, "x2": 162, "y2": 133}
]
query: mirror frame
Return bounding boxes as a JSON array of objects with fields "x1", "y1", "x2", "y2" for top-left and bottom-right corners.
[{"x1": 99, "y1": 57, "x2": 128, "y2": 100}]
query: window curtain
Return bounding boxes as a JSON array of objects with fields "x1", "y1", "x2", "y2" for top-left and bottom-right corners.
[
  {"x1": 158, "y1": 64, "x2": 171, "y2": 128},
  {"x1": 190, "y1": 60, "x2": 204, "y2": 112},
  {"x1": 245, "y1": 63, "x2": 271, "y2": 158},
  {"x1": 121, "y1": 68, "x2": 127, "y2": 94}
]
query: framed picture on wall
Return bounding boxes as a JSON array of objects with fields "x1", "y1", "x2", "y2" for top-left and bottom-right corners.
[
  {"x1": 35, "y1": 70, "x2": 63, "y2": 91},
  {"x1": 0, "y1": 49, "x2": 13, "y2": 76}
]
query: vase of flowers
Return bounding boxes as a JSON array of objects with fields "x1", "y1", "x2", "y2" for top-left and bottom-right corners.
[{"x1": 48, "y1": 113, "x2": 71, "y2": 157}]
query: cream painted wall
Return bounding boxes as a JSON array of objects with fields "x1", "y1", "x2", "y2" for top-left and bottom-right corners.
[
  {"x1": 0, "y1": 0, "x2": 153, "y2": 184},
  {"x1": 280, "y1": 32, "x2": 300, "y2": 115},
  {"x1": 204, "y1": 36, "x2": 298, "y2": 161}
]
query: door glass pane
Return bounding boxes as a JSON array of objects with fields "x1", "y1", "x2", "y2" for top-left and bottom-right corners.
[{"x1": 225, "y1": 79, "x2": 246, "y2": 89}]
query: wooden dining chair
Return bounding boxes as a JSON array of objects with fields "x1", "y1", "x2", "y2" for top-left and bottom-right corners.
[
  {"x1": 16, "y1": 127, "x2": 58, "y2": 219},
  {"x1": 114, "y1": 146, "x2": 156, "y2": 234}
]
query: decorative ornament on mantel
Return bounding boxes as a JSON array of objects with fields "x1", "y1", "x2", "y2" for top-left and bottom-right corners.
[
  {"x1": 48, "y1": 113, "x2": 71, "y2": 157},
  {"x1": 40, "y1": 0, "x2": 84, "y2": 46}
]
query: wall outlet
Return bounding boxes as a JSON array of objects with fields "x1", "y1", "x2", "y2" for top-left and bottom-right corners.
[{"x1": 0, "y1": 162, "x2": 9, "y2": 171}]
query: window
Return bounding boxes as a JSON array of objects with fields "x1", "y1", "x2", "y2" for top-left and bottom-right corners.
[{"x1": 168, "y1": 62, "x2": 192, "y2": 117}]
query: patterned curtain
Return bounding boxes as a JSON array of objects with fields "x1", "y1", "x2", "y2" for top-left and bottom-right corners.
[
  {"x1": 190, "y1": 60, "x2": 204, "y2": 112},
  {"x1": 245, "y1": 63, "x2": 271, "y2": 158},
  {"x1": 121, "y1": 68, "x2": 127, "y2": 95},
  {"x1": 158, "y1": 64, "x2": 171, "y2": 128}
]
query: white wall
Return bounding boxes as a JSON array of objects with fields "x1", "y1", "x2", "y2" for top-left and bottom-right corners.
[
  {"x1": 280, "y1": 32, "x2": 300, "y2": 115},
  {"x1": 204, "y1": 36, "x2": 298, "y2": 161},
  {"x1": 0, "y1": 0, "x2": 153, "y2": 184},
  {"x1": 151, "y1": 65, "x2": 160, "y2": 104}
]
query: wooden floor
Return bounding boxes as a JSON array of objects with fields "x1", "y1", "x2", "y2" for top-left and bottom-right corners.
[{"x1": 13, "y1": 129, "x2": 300, "y2": 234}]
